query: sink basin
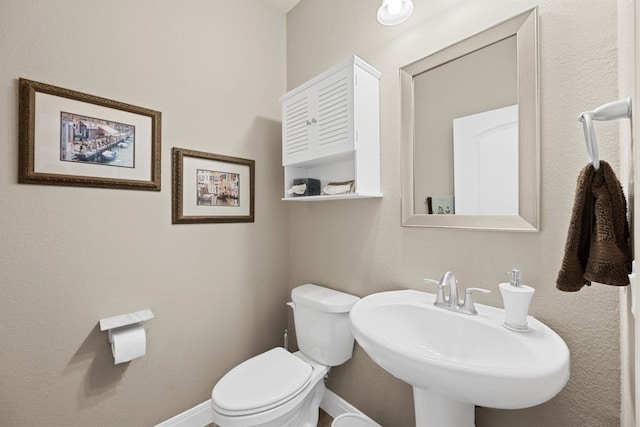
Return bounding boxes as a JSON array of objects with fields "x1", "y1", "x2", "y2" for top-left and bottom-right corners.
[{"x1": 349, "y1": 290, "x2": 570, "y2": 427}]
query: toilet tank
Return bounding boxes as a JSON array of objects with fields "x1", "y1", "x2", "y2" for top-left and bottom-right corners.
[{"x1": 291, "y1": 284, "x2": 360, "y2": 367}]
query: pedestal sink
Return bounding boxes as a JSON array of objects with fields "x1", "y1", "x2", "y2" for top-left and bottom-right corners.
[{"x1": 349, "y1": 290, "x2": 570, "y2": 427}]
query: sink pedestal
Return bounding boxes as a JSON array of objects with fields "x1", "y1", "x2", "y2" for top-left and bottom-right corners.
[{"x1": 414, "y1": 388, "x2": 475, "y2": 427}]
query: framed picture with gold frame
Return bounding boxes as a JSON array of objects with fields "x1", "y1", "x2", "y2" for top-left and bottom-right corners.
[
  {"x1": 172, "y1": 148, "x2": 255, "y2": 224},
  {"x1": 18, "y1": 78, "x2": 161, "y2": 191}
]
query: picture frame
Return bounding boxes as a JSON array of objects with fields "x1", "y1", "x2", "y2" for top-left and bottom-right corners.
[
  {"x1": 18, "y1": 78, "x2": 161, "y2": 191},
  {"x1": 427, "y1": 195, "x2": 455, "y2": 214},
  {"x1": 172, "y1": 148, "x2": 255, "y2": 224}
]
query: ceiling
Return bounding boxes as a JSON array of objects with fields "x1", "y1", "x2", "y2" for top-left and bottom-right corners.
[{"x1": 261, "y1": 0, "x2": 302, "y2": 13}]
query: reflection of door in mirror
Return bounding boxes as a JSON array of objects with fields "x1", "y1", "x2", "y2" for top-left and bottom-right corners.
[
  {"x1": 413, "y1": 35, "x2": 517, "y2": 215},
  {"x1": 453, "y1": 104, "x2": 518, "y2": 215}
]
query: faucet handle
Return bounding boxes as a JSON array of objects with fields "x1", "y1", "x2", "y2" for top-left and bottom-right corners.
[
  {"x1": 423, "y1": 277, "x2": 447, "y2": 306},
  {"x1": 461, "y1": 287, "x2": 491, "y2": 315}
]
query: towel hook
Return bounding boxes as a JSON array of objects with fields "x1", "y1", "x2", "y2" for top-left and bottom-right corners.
[{"x1": 578, "y1": 97, "x2": 632, "y2": 170}]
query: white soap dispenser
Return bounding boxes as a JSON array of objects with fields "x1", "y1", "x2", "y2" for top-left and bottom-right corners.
[{"x1": 499, "y1": 269, "x2": 535, "y2": 332}]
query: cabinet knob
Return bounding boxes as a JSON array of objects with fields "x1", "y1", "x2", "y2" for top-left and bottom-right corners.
[{"x1": 306, "y1": 118, "x2": 317, "y2": 126}]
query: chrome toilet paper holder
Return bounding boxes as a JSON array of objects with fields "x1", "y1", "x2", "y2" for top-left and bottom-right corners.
[{"x1": 99, "y1": 309, "x2": 154, "y2": 343}]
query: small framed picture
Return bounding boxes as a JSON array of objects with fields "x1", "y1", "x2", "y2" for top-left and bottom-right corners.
[
  {"x1": 172, "y1": 148, "x2": 255, "y2": 224},
  {"x1": 18, "y1": 78, "x2": 161, "y2": 191},
  {"x1": 427, "y1": 195, "x2": 455, "y2": 214}
]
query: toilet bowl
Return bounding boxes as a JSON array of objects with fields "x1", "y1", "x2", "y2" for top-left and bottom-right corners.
[
  {"x1": 211, "y1": 284, "x2": 359, "y2": 427},
  {"x1": 211, "y1": 348, "x2": 328, "y2": 427}
]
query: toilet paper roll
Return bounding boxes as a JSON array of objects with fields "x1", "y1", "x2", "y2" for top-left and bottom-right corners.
[{"x1": 111, "y1": 326, "x2": 146, "y2": 364}]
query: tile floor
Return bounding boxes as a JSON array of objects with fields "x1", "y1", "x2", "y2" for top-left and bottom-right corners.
[{"x1": 318, "y1": 409, "x2": 334, "y2": 427}]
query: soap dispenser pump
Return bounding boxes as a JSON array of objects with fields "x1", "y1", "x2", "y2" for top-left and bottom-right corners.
[{"x1": 498, "y1": 269, "x2": 535, "y2": 332}]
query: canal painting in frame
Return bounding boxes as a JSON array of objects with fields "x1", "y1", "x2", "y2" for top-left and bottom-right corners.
[
  {"x1": 60, "y1": 112, "x2": 135, "y2": 168},
  {"x1": 172, "y1": 148, "x2": 255, "y2": 224},
  {"x1": 196, "y1": 169, "x2": 240, "y2": 207},
  {"x1": 18, "y1": 78, "x2": 161, "y2": 191}
]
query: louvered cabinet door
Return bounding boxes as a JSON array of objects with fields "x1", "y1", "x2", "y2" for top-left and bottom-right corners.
[
  {"x1": 315, "y1": 69, "x2": 354, "y2": 159},
  {"x1": 282, "y1": 68, "x2": 354, "y2": 166},
  {"x1": 282, "y1": 91, "x2": 313, "y2": 165}
]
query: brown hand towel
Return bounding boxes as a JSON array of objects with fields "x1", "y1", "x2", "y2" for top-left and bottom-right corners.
[{"x1": 556, "y1": 161, "x2": 631, "y2": 291}]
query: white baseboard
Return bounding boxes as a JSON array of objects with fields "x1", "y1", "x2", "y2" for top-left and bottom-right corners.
[
  {"x1": 154, "y1": 389, "x2": 378, "y2": 427},
  {"x1": 321, "y1": 388, "x2": 381, "y2": 426},
  {"x1": 154, "y1": 400, "x2": 213, "y2": 427}
]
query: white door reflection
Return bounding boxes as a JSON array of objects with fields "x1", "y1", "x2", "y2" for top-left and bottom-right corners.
[{"x1": 453, "y1": 104, "x2": 518, "y2": 215}]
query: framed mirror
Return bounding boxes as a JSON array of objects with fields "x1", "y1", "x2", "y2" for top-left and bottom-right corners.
[{"x1": 400, "y1": 8, "x2": 539, "y2": 231}]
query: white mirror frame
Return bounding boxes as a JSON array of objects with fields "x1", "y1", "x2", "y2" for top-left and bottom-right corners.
[{"x1": 400, "y1": 8, "x2": 539, "y2": 231}]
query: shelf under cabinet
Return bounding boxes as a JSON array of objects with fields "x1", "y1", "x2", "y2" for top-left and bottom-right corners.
[{"x1": 281, "y1": 193, "x2": 383, "y2": 201}]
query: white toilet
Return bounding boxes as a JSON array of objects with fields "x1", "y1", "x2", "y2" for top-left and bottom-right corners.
[{"x1": 210, "y1": 284, "x2": 360, "y2": 427}]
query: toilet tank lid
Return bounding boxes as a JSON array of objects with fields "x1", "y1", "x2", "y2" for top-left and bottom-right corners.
[{"x1": 291, "y1": 284, "x2": 360, "y2": 313}]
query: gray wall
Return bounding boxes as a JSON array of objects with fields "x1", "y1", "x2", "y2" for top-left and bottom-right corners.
[
  {"x1": 0, "y1": 1, "x2": 289, "y2": 425},
  {"x1": 287, "y1": 0, "x2": 623, "y2": 426}
]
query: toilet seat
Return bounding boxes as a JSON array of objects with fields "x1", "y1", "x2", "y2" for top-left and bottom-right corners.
[{"x1": 212, "y1": 347, "x2": 313, "y2": 416}]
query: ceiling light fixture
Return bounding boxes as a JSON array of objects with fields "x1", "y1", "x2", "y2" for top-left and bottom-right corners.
[{"x1": 377, "y1": 0, "x2": 414, "y2": 26}]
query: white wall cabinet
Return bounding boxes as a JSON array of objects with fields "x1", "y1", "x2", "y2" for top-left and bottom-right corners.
[{"x1": 280, "y1": 56, "x2": 382, "y2": 200}]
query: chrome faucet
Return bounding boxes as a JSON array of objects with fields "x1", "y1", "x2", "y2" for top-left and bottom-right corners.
[
  {"x1": 438, "y1": 271, "x2": 459, "y2": 308},
  {"x1": 423, "y1": 271, "x2": 490, "y2": 315}
]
